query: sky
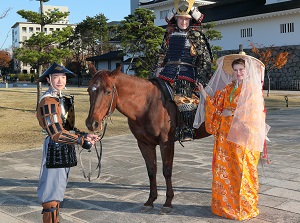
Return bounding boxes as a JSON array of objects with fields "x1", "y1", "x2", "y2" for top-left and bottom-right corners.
[{"x1": 0, "y1": 0, "x2": 131, "y2": 50}]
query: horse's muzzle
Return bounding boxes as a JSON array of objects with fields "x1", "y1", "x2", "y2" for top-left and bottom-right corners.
[{"x1": 86, "y1": 119, "x2": 102, "y2": 131}]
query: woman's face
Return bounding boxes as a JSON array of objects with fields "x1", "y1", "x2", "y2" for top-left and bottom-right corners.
[
  {"x1": 232, "y1": 64, "x2": 246, "y2": 83},
  {"x1": 46, "y1": 73, "x2": 67, "y2": 91},
  {"x1": 176, "y1": 16, "x2": 191, "y2": 30}
]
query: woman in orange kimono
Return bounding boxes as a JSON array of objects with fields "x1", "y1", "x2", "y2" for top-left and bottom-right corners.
[{"x1": 195, "y1": 53, "x2": 268, "y2": 220}]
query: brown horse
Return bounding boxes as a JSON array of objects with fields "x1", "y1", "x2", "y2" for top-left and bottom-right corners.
[{"x1": 85, "y1": 66, "x2": 209, "y2": 213}]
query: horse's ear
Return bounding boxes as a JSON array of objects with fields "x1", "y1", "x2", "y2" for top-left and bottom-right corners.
[
  {"x1": 88, "y1": 62, "x2": 98, "y2": 77},
  {"x1": 110, "y1": 65, "x2": 122, "y2": 77}
]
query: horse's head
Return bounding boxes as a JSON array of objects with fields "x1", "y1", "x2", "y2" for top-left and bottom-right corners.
[{"x1": 85, "y1": 66, "x2": 121, "y2": 132}]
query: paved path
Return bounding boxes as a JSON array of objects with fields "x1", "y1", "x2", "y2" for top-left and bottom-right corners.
[{"x1": 0, "y1": 108, "x2": 300, "y2": 223}]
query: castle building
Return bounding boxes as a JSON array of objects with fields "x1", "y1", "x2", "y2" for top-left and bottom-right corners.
[{"x1": 138, "y1": 0, "x2": 300, "y2": 90}]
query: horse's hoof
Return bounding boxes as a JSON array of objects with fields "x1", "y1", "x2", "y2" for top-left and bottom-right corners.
[
  {"x1": 141, "y1": 205, "x2": 153, "y2": 212},
  {"x1": 160, "y1": 206, "x2": 172, "y2": 215}
]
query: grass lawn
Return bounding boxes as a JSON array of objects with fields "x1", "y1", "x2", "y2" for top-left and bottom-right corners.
[
  {"x1": 0, "y1": 86, "x2": 299, "y2": 153},
  {"x1": 0, "y1": 86, "x2": 130, "y2": 153}
]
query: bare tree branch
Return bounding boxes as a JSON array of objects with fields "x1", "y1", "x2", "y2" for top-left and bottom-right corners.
[{"x1": 0, "y1": 8, "x2": 12, "y2": 19}]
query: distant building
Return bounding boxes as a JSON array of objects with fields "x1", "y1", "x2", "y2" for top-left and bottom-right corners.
[
  {"x1": 11, "y1": 5, "x2": 72, "y2": 74},
  {"x1": 139, "y1": 0, "x2": 300, "y2": 50},
  {"x1": 86, "y1": 50, "x2": 123, "y2": 72}
]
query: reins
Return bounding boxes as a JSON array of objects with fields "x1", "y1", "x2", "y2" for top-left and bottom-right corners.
[
  {"x1": 79, "y1": 83, "x2": 117, "y2": 182},
  {"x1": 78, "y1": 122, "x2": 107, "y2": 182}
]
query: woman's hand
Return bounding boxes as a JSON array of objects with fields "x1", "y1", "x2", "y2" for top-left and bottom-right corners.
[{"x1": 196, "y1": 82, "x2": 207, "y2": 99}]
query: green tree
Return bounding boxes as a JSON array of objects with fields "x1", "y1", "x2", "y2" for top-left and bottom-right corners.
[
  {"x1": 117, "y1": 8, "x2": 165, "y2": 78},
  {"x1": 14, "y1": 27, "x2": 73, "y2": 69},
  {"x1": 66, "y1": 13, "x2": 111, "y2": 77},
  {"x1": 74, "y1": 14, "x2": 110, "y2": 56},
  {"x1": 202, "y1": 22, "x2": 222, "y2": 71},
  {"x1": 15, "y1": 0, "x2": 71, "y2": 103}
]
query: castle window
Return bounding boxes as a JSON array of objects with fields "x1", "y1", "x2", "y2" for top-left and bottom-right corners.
[
  {"x1": 241, "y1": 28, "x2": 252, "y2": 38},
  {"x1": 160, "y1": 10, "x2": 169, "y2": 20},
  {"x1": 280, "y1": 23, "x2": 294, "y2": 33}
]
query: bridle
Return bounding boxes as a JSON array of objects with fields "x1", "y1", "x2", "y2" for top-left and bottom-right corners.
[
  {"x1": 79, "y1": 82, "x2": 118, "y2": 182},
  {"x1": 102, "y1": 83, "x2": 118, "y2": 123}
]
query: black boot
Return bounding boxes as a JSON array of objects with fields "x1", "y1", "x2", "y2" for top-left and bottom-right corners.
[{"x1": 179, "y1": 110, "x2": 195, "y2": 142}]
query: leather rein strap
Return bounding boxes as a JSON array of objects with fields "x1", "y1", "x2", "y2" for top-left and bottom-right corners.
[{"x1": 78, "y1": 123, "x2": 107, "y2": 182}]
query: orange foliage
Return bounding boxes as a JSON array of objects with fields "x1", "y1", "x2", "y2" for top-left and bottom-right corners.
[
  {"x1": 0, "y1": 50, "x2": 11, "y2": 68},
  {"x1": 249, "y1": 42, "x2": 289, "y2": 74}
]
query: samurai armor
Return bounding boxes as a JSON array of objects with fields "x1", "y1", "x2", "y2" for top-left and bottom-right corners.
[{"x1": 46, "y1": 138, "x2": 77, "y2": 168}]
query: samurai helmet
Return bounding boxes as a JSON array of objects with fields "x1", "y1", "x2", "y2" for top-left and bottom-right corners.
[{"x1": 174, "y1": 0, "x2": 195, "y2": 18}]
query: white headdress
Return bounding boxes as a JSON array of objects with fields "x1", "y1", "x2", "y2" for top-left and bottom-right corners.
[{"x1": 194, "y1": 53, "x2": 269, "y2": 152}]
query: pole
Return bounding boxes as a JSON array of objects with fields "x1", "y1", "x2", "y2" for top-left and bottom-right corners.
[{"x1": 36, "y1": 0, "x2": 45, "y2": 107}]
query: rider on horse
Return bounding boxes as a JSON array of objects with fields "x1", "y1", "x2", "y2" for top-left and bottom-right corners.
[{"x1": 153, "y1": 0, "x2": 213, "y2": 141}]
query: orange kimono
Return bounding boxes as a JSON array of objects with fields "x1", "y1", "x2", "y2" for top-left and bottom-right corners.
[{"x1": 205, "y1": 82, "x2": 260, "y2": 220}]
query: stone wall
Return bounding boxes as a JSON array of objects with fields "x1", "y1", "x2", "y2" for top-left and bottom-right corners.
[{"x1": 217, "y1": 45, "x2": 300, "y2": 90}]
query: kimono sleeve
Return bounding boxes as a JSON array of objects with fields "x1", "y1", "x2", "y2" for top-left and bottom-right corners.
[{"x1": 205, "y1": 89, "x2": 225, "y2": 135}]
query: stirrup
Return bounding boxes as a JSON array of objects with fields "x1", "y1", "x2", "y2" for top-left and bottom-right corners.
[{"x1": 180, "y1": 129, "x2": 194, "y2": 142}]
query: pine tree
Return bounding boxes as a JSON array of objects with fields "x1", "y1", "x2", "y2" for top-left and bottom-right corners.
[
  {"x1": 116, "y1": 8, "x2": 165, "y2": 78},
  {"x1": 15, "y1": 0, "x2": 71, "y2": 104}
]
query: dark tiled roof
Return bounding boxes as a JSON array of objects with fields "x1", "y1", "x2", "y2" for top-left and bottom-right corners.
[
  {"x1": 123, "y1": 57, "x2": 140, "y2": 63},
  {"x1": 140, "y1": 0, "x2": 223, "y2": 6},
  {"x1": 86, "y1": 50, "x2": 123, "y2": 61},
  {"x1": 200, "y1": 0, "x2": 300, "y2": 23},
  {"x1": 141, "y1": 0, "x2": 300, "y2": 22},
  {"x1": 139, "y1": 0, "x2": 167, "y2": 5}
]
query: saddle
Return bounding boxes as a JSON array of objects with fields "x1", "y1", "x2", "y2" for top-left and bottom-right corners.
[
  {"x1": 148, "y1": 76, "x2": 199, "y2": 142},
  {"x1": 148, "y1": 76, "x2": 173, "y2": 102}
]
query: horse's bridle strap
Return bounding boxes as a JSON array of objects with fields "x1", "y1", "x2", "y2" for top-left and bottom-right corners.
[{"x1": 103, "y1": 84, "x2": 117, "y2": 120}]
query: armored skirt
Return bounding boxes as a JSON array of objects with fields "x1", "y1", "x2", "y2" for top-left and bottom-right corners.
[
  {"x1": 205, "y1": 83, "x2": 260, "y2": 220},
  {"x1": 37, "y1": 136, "x2": 70, "y2": 204}
]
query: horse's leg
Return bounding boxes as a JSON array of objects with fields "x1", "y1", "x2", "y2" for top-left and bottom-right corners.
[
  {"x1": 159, "y1": 140, "x2": 175, "y2": 213},
  {"x1": 137, "y1": 140, "x2": 158, "y2": 210}
]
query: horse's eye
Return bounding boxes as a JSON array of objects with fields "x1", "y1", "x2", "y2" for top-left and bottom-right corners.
[{"x1": 105, "y1": 90, "x2": 111, "y2": 95}]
